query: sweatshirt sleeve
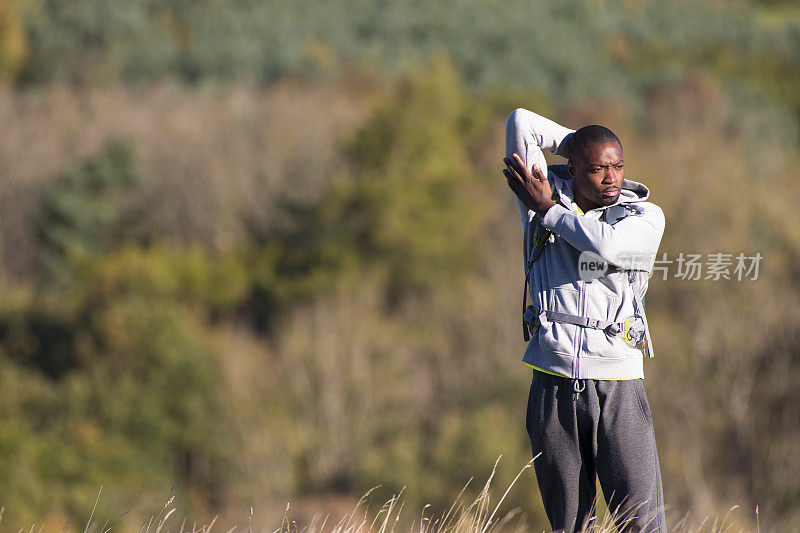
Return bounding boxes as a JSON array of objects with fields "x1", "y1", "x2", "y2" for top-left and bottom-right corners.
[
  {"x1": 506, "y1": 108, "x2": 575, "y2": 158},
  {"x1": 505, "y1": 109, "x2": 574, "y2": 224},
  {"x1": 540, "y1": 202, "x2": 665, "y2": 271}
]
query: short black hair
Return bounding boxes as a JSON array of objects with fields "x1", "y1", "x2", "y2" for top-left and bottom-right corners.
[{"x1": 568, "y1": 125, "x2": 621, "y2": 162}]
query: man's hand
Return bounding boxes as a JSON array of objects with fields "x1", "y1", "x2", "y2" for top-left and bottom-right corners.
[{"x1": 502, "y1": 153, "x2": 556, "y2": 217}]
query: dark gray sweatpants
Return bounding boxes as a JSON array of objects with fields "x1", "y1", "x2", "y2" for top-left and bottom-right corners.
[{"x1": 526, "y1": 372, "x2": 666, "y2": 533}]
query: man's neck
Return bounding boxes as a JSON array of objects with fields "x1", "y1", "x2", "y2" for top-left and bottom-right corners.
[{"x1": 573, "y1": 192, "x2": 600, "y2": 213}]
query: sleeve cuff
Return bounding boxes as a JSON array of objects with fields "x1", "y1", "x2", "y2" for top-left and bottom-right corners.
[{"x1": 541, "y1": 203, "x2": 570, "y2": 230}]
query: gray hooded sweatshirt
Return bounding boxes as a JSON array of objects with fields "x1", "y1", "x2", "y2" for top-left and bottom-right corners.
[{"x1": 506, "y1": 108, "x2": 665, "y2": 380}]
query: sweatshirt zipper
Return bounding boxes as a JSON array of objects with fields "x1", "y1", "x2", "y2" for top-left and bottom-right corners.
[
  {"x1": 572, "y1": 206, "x2": 598, "y2": 395},
  {"x1": 573, "y1": 276, "x2": 587, "y2": 394}
]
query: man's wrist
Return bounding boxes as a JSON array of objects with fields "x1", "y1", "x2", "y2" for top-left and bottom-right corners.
[{"x1": 535, "y1": 199, "x2": 556, "y2": 218}]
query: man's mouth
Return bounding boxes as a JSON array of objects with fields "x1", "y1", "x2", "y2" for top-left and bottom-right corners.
[{"x1": 602, "y1": 187, "x2": 620, "y2": 197}]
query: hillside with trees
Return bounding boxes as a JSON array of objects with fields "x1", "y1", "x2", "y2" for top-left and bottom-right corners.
[{"x1": 1, "y1": 0, "x2": 799, "y2": 530}]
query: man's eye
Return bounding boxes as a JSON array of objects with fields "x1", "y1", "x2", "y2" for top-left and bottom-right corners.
[{"x1": 615, "y1": 164, "x2": 624, "y2": 169}]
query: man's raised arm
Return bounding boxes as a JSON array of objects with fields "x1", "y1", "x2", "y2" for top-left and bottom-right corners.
[
  {"x1": 504, "y1": 108, "x2": 574, "y2": 223},
  {"x1": 541, "y1": 203, "x2": 665, "y2": 271}
]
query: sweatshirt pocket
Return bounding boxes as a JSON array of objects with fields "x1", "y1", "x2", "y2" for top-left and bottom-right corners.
[{"x1": 538, "y1": 287, "x2": 579, "y2": 356}]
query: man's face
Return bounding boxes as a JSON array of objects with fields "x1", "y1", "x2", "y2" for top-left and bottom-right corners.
[{"x1": 568, "y1": 141, "x2": 624, "y2": 211}]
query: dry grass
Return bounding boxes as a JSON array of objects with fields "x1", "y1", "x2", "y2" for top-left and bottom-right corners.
[{"x1": 1, "y1": 460, "x2": 762, "y2": 533}]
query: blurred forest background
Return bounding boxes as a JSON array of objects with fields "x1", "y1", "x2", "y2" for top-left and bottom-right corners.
[{"x1": 1, "y1": 0, "x2": 799, "y2": 530}]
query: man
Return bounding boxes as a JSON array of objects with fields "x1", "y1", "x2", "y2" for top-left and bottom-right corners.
[{"x1": 501, "y1": 108, "x2": 666, "y2": 532}]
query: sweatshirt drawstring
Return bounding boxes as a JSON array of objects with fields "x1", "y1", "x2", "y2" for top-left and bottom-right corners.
[{"x1": 574, "y1": 348, "x2": 584, "y2": 396}]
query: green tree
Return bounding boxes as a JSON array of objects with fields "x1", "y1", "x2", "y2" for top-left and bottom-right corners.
[
  {"x1": 0, "y1": 251, "x2": 230, "y2": 527},
  {"x1": 35, "y1": 139, "x2": 143, "y2": 279},
  {"x1": 271, "y1": 58, "x2": 491, "y2": 306}
]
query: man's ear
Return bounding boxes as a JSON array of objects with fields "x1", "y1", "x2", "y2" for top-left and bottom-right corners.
[{"x1": 568, "y1": 159, "x2": 575, "y2": 178}]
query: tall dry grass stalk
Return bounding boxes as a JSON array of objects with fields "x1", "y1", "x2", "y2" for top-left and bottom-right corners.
[{"x1": 244, "y1": 456, "x2": 535, "y2": 533}]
